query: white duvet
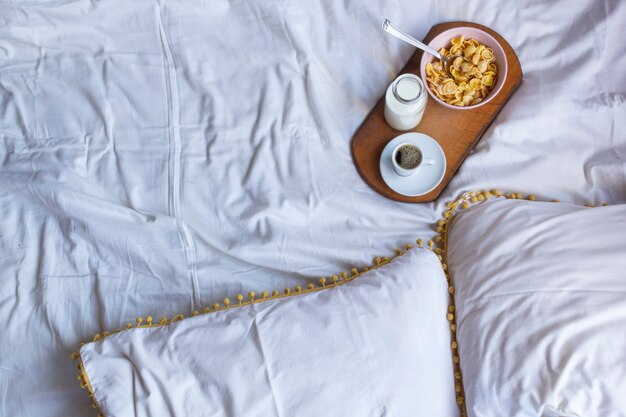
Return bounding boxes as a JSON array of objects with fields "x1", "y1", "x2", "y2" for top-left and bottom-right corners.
[{"x1": 0, "y1": 0, "x2": 624, "y2": 415}]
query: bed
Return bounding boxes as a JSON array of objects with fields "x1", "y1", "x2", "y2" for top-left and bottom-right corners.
[{"x1": 0, "y1": 0, "x2": 624, "y2": 416}]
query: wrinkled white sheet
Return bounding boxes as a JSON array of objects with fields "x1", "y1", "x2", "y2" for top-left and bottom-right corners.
[{"x1": 0, "y1": 0, "x2": 624, "y2": 416}]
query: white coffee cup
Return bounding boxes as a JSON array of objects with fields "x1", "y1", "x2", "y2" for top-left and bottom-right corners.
[{"x1": 391, "y1": 143, "x2": 435, "y2": 177}]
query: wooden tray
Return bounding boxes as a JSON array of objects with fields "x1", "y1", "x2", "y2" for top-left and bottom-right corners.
[{"x1": 351, "y1": 21, "x2": 522, "y2": 203}]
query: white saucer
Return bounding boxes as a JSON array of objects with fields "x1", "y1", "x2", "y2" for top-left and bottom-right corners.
[{"x1": 379, "y1": 132, "x2": 446, "y2": 197}]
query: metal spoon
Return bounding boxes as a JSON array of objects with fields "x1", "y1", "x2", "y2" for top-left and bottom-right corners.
[{"x1": 381, "y1": 18, "x2": 459, "y2": 78}]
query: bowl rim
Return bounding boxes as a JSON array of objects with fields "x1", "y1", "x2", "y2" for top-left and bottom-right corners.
[{"x1": 419, "y1": 26, "x2": 508, "y2": 110}]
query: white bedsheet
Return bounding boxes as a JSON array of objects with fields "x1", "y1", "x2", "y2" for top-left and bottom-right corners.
[{"x1": 0, "y1": 0, "x2": 624, "y2": 415}]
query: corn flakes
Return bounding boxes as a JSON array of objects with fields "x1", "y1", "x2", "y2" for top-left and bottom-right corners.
[{"x1": 425, "y1": 36, "x2": 498, "y2": 107}]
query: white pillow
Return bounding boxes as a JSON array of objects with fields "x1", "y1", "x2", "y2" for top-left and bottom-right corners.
[
  {"x1": 446, "y1": 197, "x2": 626, "y2": 417},
  {"x1": 76, "y1": 248, "x2": 460, "y2": 417}
]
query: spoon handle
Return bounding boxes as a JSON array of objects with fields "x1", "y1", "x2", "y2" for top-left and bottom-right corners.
[{"x1": 381, "y1": 19, "x2": 443, "y2": 60}]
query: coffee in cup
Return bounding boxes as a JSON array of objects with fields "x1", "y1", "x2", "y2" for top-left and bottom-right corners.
[{"x1": 391, "y1": 143, "x2": 435, "y2": 176}]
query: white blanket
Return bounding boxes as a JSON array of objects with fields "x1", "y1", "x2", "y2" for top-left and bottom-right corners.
[{"x1": 0, "y1": 0, "x2": 625, "y2": 415}]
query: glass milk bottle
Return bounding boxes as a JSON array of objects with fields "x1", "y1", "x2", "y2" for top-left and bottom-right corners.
[{"x1": 384, "y1": 74, "x2": 427, "y2": 131}]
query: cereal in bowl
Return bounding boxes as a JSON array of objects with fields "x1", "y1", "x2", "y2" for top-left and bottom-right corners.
[{"x1": 425, "y1": 36, "x2": 498, "y2": 107}]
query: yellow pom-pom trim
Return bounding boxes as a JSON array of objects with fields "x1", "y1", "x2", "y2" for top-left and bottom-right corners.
[{"x1": 73, "y1": 189, "x2": 609, "y2": 417}]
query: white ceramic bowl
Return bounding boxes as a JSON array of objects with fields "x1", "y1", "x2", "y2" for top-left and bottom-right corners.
[{"x1": 419, "y1": 26, "x2": 508, "y2": 110}]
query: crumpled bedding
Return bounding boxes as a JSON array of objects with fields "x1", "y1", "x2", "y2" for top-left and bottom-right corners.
[{"x1": 0, "y1": 0, "x2": 624, "y2": 416}]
